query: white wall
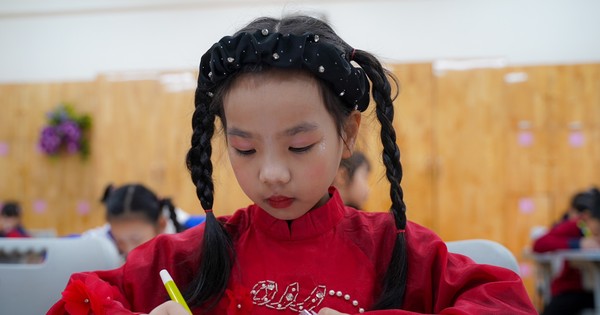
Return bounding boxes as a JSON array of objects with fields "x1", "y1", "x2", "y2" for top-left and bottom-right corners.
[{"x1": 1, "y1": 0, "x2": 599, "y2": 83}]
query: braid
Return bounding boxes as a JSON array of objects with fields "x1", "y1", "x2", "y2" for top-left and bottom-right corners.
[
  {"x1": 353, "y1": 50, "x2": 408, "y2": 309},
  {"x1": 184, "y1": 91, "x2": 235, "y2": 309},
  {"x1": 187, "y1": 90, "x2": 215, "y2": 210},
  {"x1": 161, "y1": 198, "x2": 183, "y2": 233}
]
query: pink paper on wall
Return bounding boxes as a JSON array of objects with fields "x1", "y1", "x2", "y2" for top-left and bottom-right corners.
[
  {"x1": 568, "y1": 131, "x2": 585, "y2": 147},
  {"x1": 0, "y1": 142, "x2": 8, "y2": 156},
  {"x1": 517, "y1": 131, "x2": 533, "y2": 147},
  {"x1": 76, "y1": 200, "x2": 91, "y2": 215},
  {"x1": 518, "y1": 197, "x2": 535, "y2": 214},
  {"x1": 33, "y1": 199, "x2": 47, "y2": 214}
]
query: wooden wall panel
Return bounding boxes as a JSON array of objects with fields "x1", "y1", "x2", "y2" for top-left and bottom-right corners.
[
  {"x1": 386, "y1": 63, "x2": 435, "y2": 229},
  {"x1": 548, "y1": 65, "x2": 600, "y2": 200},
  {"x1": 433, "y1": 68, "x2": 508, "y2": 242},
  {"x1": 0, "y1": 82, "x2": 102, "y2": 235}
]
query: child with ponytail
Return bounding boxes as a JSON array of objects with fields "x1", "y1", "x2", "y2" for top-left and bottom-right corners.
[
  {"x1": 83, "y1": 183, "x2": 187, "y2": 258},
  {"x1": 49, "y1": 15, "x2": 535, "y2": 315}
]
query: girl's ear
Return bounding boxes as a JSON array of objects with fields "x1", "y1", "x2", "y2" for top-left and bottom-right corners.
[{"x1": 342, "y1": 110, "x2": 361, "y2": 159}]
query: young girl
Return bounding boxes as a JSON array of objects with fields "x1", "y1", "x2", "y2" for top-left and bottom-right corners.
[
  {"x1": 0, "y1": 201, "x2": 29, "y2": 238},
  {"x1": 82, "y1": 183, "x2": 192, "y2": 258},
  {"x1": 49, "y1": 15, "x2": 535, "y2": 314},
  {"x1": 334, "y1": 151, "x2": 371, "y2": 209},
  {"x1": 533, "y1": 187, "x2": 600, "y2": 315}
]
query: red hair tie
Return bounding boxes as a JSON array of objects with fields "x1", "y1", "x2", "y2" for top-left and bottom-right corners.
[
  {"x1": 204, "y1": 209, "x2": 213, "y2": 214},
  {"x1": 396, "y1": 229, "x2": 406, "y2": 234},
  {"x1": 350, "y1": 49, "x2": 356, "y2": 61}
]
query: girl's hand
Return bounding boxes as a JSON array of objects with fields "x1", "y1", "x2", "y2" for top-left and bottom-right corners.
[
  {"x1": 317, "y1": 307, "x2": 349, "y2": 315},
  {"x1": 144, "y1": 301, "x2": 190, "y2": 315}
]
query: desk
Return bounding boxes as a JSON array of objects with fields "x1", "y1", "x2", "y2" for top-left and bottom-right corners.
[
  {"x1": 559, "y1": 251, "x2": 600, "y2": 315},
  {"x1": 527, "y1": 250, "x2": 600, "y2": 315}
]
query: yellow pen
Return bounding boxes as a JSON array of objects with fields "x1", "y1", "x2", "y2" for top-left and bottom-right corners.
[{"x1": 160, "y1": 269, "x2": 192, "y2": 314}]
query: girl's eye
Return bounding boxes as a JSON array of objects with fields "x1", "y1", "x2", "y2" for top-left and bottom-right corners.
[
  {"x1": 289, "y1": 144, "x2": 315, "y2": 153},
  {"x1": 235, "y1": 149, "x2": 256, "y2": 156}
]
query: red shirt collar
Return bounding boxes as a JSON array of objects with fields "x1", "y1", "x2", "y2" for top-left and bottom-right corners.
[{"x1": 251, "y1": 186, "x2": 345, "y2": 240}]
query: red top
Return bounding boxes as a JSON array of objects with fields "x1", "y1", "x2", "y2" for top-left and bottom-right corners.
[
  {"x1": 49, "y1": 189, "x2": 535, "y2": 314},
  {"x1": 1, "y1": 226, "x2": 29, "y2": 238},
  {"x1": 532, "y1": 219, "x2": 586, "y2": 296}
]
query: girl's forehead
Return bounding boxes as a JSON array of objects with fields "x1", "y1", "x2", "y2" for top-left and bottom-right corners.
[
  {"x1": 222, "y1": 71, "x2": 339, "y2": 137},
  {"x1": 228, "y1": 69, "x2": 317, "y2": 90}
]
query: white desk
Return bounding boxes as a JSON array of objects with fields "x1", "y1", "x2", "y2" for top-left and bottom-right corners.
[
  {"x1": 559, "y1": 251, "x2": 600, "y2": 315},
  {"x1": 527, "y1": 250, "x2": 600, "y2": 315}
]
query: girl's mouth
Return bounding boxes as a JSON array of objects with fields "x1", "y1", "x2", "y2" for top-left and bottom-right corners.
[{"x1": 267, "y1": 196, "x2": 294, "y2": 209}]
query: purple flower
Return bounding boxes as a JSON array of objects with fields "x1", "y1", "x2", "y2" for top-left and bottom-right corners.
[
  {"x1": 39, "y1": 126, "x2": 61, "y2": 154},
  {"x1": 39, "y1": 105, "x2": 91, "y2": 158},
  {"x1": 57, "y1": 120, "x2": 81, "y2": 142}
]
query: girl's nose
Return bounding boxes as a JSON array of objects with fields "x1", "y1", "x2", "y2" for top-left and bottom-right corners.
[{"x1": 259, "y1": 159, "x2": 291, "y2": 186}]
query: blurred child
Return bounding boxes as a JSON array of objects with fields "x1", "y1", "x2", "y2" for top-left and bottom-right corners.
[
  {"x1": 559, "y1": 188, "x2": 596, "y2": 223},
  {"x1": 83, "y1": 183, "x2": 204, "y2": 258},
  {"x1": 533, "y1": 187, "x2": 600, "y2": 315},
  {"x1": 334, "y1": 150, "x2": 371, "y2": 209},
  {"x1": 0, "y1": 201, "x2": 29, "y2": 238}
]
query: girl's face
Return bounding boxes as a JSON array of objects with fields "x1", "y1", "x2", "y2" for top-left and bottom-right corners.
[
  {"x1": 0, "y1": 216, "x2": 19, "y2": 233},
  {"x1": 223, "y1": 70, "x2": 359, "y2": 220},
  {"x1": 110, "y1": 217, "x2": 164, "y2": 257}
]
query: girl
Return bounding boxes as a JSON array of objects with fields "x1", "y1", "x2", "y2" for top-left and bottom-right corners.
[
  {"x1": 334, "y1": 151, "x2": 371, "y2": 209},
  {"x1": 82, "y1": 183, "x2": 191, "y2": 258},
  {"x1": 49, "y1": 15, "x2": 535, "y2": 314},
  {"x1": 0, "y1": 201, "x2": 29, "y2": 238},
  {"x1": 533, "y1": 187, "x2": 600, "y2": 315}
]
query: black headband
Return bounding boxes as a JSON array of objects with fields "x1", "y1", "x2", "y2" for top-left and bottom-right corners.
[{"x1": 198, "y1": 29, "x2": 370, "y2": 111}]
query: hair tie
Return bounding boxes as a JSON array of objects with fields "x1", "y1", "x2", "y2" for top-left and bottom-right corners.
[
  {"x1": 204, "y1": 209, "x2": 213, "y2": 214},
  {"x1": 350, "y1": 48, "x2": 356, "y2": 61},
  {"x1": 396, "y1": 229, "x2": 406, "y2": 234}
]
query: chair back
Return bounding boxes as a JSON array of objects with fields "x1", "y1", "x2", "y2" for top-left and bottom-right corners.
[
  {"x1": 446, "y1": 239, "x2": 520, "y2": 274},
  {"x1": 0, "y1": 237, "x2": 121, "y2": 314}
]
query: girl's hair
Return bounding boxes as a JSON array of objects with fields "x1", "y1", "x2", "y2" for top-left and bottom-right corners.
[
  {"x1": 100, "y1": 183, "x2": 182, "y2": 232},
  {"x1": 1, "y1": 202, "x2": 21, "y2": 217},
  {"x1": 571, "y1": 188, "x2": 597, "y2": 213},
  {"x1": 586, "y1": 187, "x2": 600, "y2": 219},
  {"x1": 339, "y1": 151, "x2": 371, "y2": 182},
  {"x1": 185, "y1": 15, "x2": 408, "y2": 310}
]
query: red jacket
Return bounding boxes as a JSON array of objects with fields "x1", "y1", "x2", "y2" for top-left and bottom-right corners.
[
  {"x1": 49, "y1": 189, "x2": 535, "y2": 314},
  {"x1": 532, "y1": 219, "x2": 585, "y2": 296}
]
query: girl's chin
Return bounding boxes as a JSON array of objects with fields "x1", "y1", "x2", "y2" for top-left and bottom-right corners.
[{"x1": 263, "y1": 207, "x2": 307, "y2": 221}]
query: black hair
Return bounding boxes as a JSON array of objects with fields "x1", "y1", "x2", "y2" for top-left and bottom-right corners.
[
  {"x1": 1, "y1": 202, "x2": 21, "y2": 218},
  {"x1": 100, "y1": 183, "x2": 182, "y2": 233},
  {"x1": 185, "y1": 15, "x2": 408, "y2": 310},
  {"x1": 585, "y1": 187, "x2": 600, "y2": 219},
  {"x1": 571, "y1": 188, "x2": 596, "y2": 213},
  {"x1": 339, "y1": 151, "x2": 371, "y2": 183}
]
